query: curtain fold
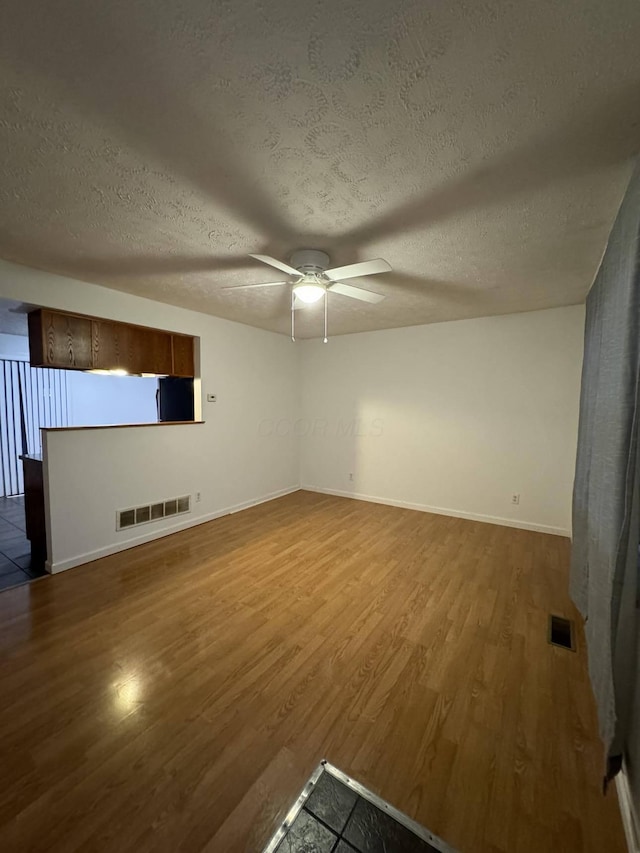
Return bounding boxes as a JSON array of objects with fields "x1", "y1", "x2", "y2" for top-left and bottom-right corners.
[{"x1": 570, "y1": 161, "x2": 640, "y2": 781}]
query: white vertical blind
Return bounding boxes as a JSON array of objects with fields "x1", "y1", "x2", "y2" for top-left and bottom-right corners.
[{"x1": 0, "y1": 359, "x2": 70, "y2": 496}]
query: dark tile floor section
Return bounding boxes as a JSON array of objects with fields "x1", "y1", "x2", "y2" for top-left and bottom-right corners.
[
  {"x1": 344, "y1": 798, "x2": 438, "y2": 853},
  {"x1": 278, "y1": 810, "x2": 337, "y2": 852},
  {"x1": 333, "y1": 843, "x2": 358, "y2": 853},
  {"x1": 0, "y1": 496, "x2": 46, "y2": 591},
  {"x1": 275, "y1": 771, "x2": 440, "y2": 853},
  {"x1": 305, "y1": 769, "x2": 358, "y2": 834}
]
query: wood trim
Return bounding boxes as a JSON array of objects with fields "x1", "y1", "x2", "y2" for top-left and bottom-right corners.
[{"x1": 42, "y1": 421, "x2": 205, "y2": 432}]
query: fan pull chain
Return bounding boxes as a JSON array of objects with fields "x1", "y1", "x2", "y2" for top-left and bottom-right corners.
[
  {"x1": 291, "y1": 290, "x2": 295, "y2": 342},
  {"x1": 323, "y1": 290, "x2": 328, "y2": 343}
]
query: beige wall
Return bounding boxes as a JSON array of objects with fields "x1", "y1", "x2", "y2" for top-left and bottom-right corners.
[{"x1": 299, "y1": 306, "x2": 585, "y2": 535}]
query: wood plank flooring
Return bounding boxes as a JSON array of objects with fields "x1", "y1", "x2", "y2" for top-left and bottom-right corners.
[{"x1": 0, "y1": 491, "x2": 625, "y2": 852}]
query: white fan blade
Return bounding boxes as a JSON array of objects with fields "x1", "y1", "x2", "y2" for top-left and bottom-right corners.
[
  {"x1": 328, "y1": 282, "x2": 385, "y2": 303},
  {"x1": 222, "y1": 281, "x2": 288, "y2": 291},
  {"x1": 249, "y1": 253, "x2": 300, "y2": 277},
  {"x1": 324, "y1": 258, "x2": 391, "y2": 281}
]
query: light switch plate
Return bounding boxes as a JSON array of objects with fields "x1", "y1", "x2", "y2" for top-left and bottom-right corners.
[{"x1": 207, "y1": 393, "x2": 216, "y2": 402}]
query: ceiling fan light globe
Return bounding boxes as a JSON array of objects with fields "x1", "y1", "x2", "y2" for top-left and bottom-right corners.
[{"x1": 293, "y1": 283, "x2": 325, "y2": 304}]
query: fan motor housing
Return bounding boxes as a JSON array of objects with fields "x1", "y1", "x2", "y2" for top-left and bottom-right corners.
[{"x1": 290, "y1": 249, "x2": 330, "y2": 275}]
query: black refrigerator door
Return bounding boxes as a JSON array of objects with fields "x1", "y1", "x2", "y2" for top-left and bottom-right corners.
[{"x1": 157, "y1": 377, "x2": 195, "y2": 422}]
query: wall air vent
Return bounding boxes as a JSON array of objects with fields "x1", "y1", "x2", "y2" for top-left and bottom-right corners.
[
  {"x1": 116, "y1": 495, "x2": 191, "y2": 531},
  {"x1": 548, "y1": 614, "x2": 576, "y2": 651}
]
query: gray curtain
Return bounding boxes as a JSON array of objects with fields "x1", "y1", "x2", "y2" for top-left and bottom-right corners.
[{"x1": 570, "y1": 161, "x2": 640, "y2": 782}]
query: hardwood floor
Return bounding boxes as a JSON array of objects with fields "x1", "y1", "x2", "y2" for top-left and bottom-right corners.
[{"x1": 0, "y1": 491, "x2": 625, "y2": 852}]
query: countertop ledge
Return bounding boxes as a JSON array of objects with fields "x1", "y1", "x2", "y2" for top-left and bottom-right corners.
[{"x1": 42, "y1": 421, "x2": 205, "y2": 431}]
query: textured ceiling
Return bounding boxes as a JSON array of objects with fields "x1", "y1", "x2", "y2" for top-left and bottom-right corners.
[{"x1": 1, "y1": 1, "x2": 640, "y2": 338}]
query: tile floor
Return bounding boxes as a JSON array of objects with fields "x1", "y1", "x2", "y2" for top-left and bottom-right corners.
[
  {"x1": 0, "y1": 495, "x2": 46, "y2": 591},
  {"x1": 272, "y1": 768, "x2": 448, "y2": 853}
]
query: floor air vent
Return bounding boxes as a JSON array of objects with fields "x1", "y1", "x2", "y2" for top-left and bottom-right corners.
[
  {"x1": 548, "y1": 615, "x2": 575, "y2": 651},
  {"x1": 117, "y1": 495, "x2": 191, "y2": 531}
]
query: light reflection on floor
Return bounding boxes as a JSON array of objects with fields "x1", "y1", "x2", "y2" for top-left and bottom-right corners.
[{"x1": 112, "y1": 671, "x2": 144, "y2": 716}]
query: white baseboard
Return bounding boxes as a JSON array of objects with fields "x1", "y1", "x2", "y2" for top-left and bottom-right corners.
[
  {"x1": 46, "y1": 485, "x2": 300, "y2": 574},
  {"x1": 301, "y1": 485, "x2": 570, "y2": 537},
  {"x1": 46, "y1": 483, "x2": 568, "y2": 573},
  {"x1": 617, "y1": 764, "x2": 640, "y2": 853}
]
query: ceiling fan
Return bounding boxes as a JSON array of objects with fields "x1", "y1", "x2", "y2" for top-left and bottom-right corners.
[{"x1": 222, "y1": 250, "x2": 391, "y2": 342}]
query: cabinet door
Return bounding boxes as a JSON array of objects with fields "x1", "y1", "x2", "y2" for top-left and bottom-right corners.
[
  {"x1": 137, "y1": 328, "x2": 173, "y2": 375},
  {"x1": 92, "y1": 320, "x2": 133, "y2": 370},
  {"x1": 92, "y1": 322, "x2": 173, "y2": 374},
  {"x1": 171, "y1": 335, "x2": 195, "y2": 377},
  {"x1": 30, "y1": 310, "x2": 93, "y2": 369}
]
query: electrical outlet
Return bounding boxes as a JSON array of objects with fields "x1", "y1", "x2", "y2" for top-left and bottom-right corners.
[
  {"x1": 511, "y1": 493, "x2": 520, "y2": 505},
  {"x1": 196, "y1": 492, "x2": 201, "y2": 502},
  {"x1": 207, "y1": 394, "x2": 216, "y2": 402}
]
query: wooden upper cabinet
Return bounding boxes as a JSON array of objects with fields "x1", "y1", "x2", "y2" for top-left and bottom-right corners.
[
  {"x1": 92, "y1": 320, "x2": 135, "y2": 371},
  {"x1": 92, "y1": 322, "x2": 172, "y2": 375},
  {"x1": 29, "y1": 309, "x2": 93, "y2": 370},
  {"x1": 29, "y1": 309, "x2": 195, "y2": 377},
  {"x1": 138, "y1": 328, "x2": 173, "y2": 375},
  {"x1": 171, "y1": 334, "x2": 195, "y2": 377}
]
